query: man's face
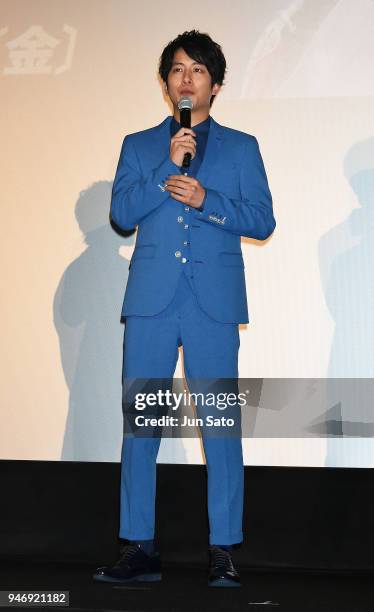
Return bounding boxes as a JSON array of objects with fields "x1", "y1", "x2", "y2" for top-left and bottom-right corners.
[{"x1": 166, "y1": 48, "x2": 220, "y2": 114}]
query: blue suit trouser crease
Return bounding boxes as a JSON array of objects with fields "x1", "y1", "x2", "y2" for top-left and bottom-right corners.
[{"x1": 119, "y1": 271, "x2": 244, "y2": 546}]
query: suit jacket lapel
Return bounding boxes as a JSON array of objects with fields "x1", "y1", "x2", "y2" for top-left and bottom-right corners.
[
  {"x1": 153, "y1": 116, "x2": 173, "y2": 160},
  {"x1": 196, "y1": 117, "x2": 224, "y2": 185}
]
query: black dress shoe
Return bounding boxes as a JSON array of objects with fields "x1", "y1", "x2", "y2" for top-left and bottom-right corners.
[
  {"x1": 208, "y1": 545, "x2": 241, "y2": 587},
  {"x1": 93, "y1": 543, "x2": 162, "y2": 583}
]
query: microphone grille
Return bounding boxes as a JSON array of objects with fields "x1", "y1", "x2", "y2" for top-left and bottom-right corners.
[{"x1": 178, "y1": 96, "x2": 193, "y2": 110}]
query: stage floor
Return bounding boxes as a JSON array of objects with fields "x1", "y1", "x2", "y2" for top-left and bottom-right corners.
[{"x1": 0, "y1": 562, "x2": 372, "y2": 612}]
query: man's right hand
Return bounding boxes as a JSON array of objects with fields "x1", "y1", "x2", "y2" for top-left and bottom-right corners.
[{"x1": 170, "y1": 127, "x2": 196, "y2": 167}]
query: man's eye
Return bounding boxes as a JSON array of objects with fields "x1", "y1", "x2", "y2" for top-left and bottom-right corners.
[{"x1": 194, "y1": 67, "x2": 203, "y2": 72}]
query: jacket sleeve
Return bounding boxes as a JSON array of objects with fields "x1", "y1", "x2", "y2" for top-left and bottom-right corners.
[
  {"x1": 194, "y1": 136, "x2": 276, "y2": 240},
  {"x1": 110, "y1": 135, "x2": 181, "y2": 230}
]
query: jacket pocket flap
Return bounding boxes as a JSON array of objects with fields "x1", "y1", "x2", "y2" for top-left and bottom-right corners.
[
  {"x1": 132, "y1": 245, "x2": 156, "y2": 260},
  {"x1": 219, "y1": 252, "x2": 244, "y2": 267}
]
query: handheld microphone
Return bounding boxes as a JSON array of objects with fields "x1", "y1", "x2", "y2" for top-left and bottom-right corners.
[{"x1": 177, "y1": 97, "x2": 193, "y2": 168}]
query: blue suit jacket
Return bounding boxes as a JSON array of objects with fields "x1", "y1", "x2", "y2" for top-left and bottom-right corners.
[{"x1": 111, "y1": 116, "x2": 275, "y2": 324}]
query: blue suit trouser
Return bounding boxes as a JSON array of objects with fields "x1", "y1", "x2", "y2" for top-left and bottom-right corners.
[{"x1": 120, "y1": 271, "x2": 244, "y2": 545}]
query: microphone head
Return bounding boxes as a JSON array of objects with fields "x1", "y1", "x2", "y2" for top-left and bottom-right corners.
[{"x1": 178, "y1": 96, "x2": 193, "y2": 111}]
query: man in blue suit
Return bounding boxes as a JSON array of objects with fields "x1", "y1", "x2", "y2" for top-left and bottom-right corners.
[{"x1": 93, "y1": 30, "x2": 275, "y2": 588}]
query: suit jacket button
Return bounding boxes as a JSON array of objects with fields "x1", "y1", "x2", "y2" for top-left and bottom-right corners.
[
  {"x1": 175, "y1": 251, "x2": 182, "y2": 258},
  {"x1": 177, "y1": 216, "x2": 184, "y2": 223}
]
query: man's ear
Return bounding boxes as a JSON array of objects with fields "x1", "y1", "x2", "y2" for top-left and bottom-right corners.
[{"x1": 212, "y1": 83, "x2": 221, "y2": 96}]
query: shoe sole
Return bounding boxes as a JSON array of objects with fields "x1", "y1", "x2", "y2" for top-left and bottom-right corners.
[
  {"x1": 208, "y1": 577, "x2": 241, "y2": 588},
  {"x1": 93, "y1": 572, "x2": 162, "y2": 583}
]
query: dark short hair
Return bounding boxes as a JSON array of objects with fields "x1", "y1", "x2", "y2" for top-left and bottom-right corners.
[{"x1": 159, "y1": 30, "x2": 226, "y2": 106}]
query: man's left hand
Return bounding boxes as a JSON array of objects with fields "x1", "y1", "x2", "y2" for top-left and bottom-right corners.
[{"x1": 165, "y1": 175, "x2": 205, "y2": 208}]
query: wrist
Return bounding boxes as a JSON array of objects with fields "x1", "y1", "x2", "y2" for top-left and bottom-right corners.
[{"x1": 196, "y1": 190, "x2": 206, "y2": 211}]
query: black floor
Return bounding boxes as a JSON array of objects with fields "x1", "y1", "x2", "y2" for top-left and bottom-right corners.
[{"x1": 0, "y1": 562, "x2": 373, "y2": 612}]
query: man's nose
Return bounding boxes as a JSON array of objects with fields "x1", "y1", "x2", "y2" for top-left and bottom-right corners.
[{"x1": 182, "y1": 71, "x2": 192, "y2": 84}]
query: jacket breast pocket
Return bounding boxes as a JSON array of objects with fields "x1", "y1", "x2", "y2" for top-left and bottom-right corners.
[{"x1": 219, "y1": 252, "x2": 244, "y2": 267}]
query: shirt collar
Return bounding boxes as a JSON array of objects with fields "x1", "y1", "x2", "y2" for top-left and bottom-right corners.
[{"x1": 170, "y1": 115, "x2": 211, "y2": 137}]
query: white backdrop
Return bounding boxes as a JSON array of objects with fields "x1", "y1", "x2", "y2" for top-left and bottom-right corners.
[{"x1": 1, "y1": 0, "x2": 374, "y2": 466}]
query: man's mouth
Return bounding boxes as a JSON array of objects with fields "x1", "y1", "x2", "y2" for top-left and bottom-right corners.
[{"x1": 180, "y1": 90, "x2": 194, "y2": 95}]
